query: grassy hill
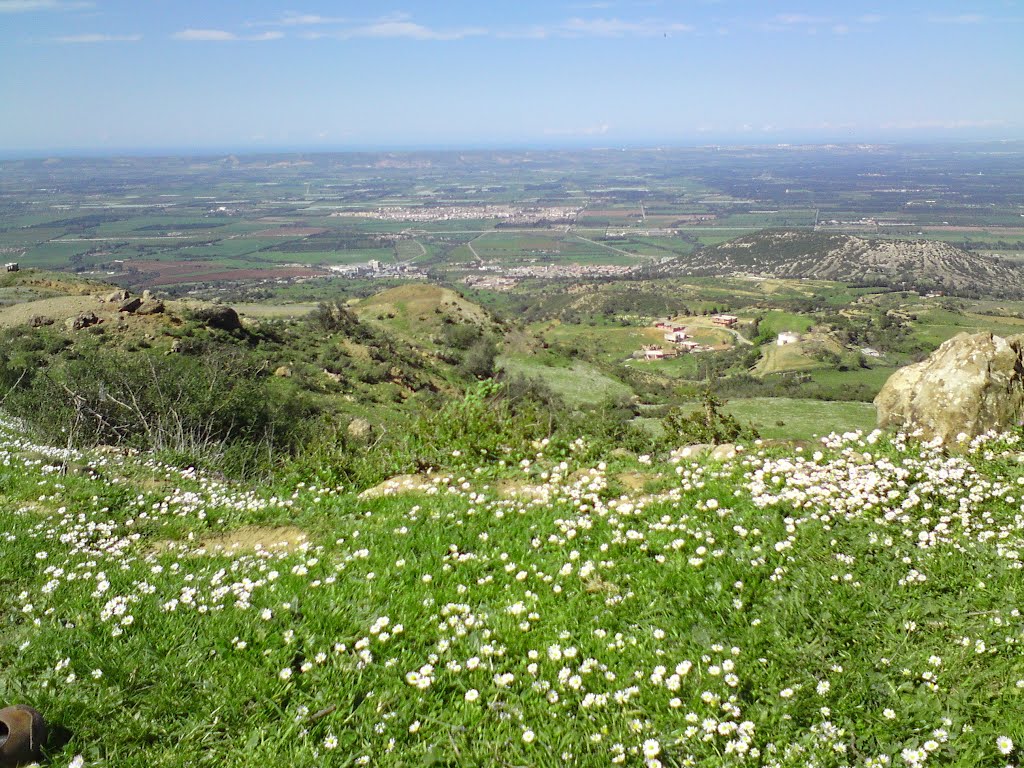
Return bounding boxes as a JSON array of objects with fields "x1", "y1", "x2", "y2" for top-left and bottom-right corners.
[
  {"x1": 355, "y1": 284, "x2": 501, "y2": 345},
  {"x1": 1, "y1": 417, "x2": 1022, "y2": 765}
]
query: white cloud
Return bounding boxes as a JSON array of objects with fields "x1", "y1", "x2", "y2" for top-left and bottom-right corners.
[
  {"x1": 173, "y1": 28, "x2": 283, "y2": 41},
  {"x1": 354, "y1": 20, "x2": 485, "y2": 40},
  {"x1": 560, "y1": 16, "x2": 693, "y2": 36},
  {"x1": 774, "y1": 13, "x2": 827, "y2": 25},
  {"x1": 927, "y1": 14, "x2": 985, "y2": 24},
  {"x1": 174, "y1": 28, "x2": 236, "y2": 41},
  {"x1": 0, "y1": 0, "x2": 91, "y2": 11},
  {"x1": 859, "y1": 14, "x2": 884, "y2": 24},
  {"x1": 308, "y1": 15, "x2": 487, "y2": 41},
  {"x1": 249, "y1": 12, "x2": 349, "y2": 27},
  {"x1": 53, "y1": 33, "x2": 141, "y2": 43},
  {"x1": 502, "y1": 16, "x2": 694, "y2": 38}
]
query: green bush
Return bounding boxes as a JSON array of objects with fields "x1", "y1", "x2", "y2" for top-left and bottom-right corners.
[
  {"x1": 0, "y1": 331, "x2": 315, "y2": 476},
  {"x1": 662, "y1": 388, "x2": 759, "y2": 445}
]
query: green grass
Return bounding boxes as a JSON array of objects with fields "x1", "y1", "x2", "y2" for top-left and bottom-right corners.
[
  {"x1": 756, "y1": 310, "x2": 815, "y2": 336},
  {"x1": 2, "y1": 419, "x2": 1023, "y2": 765},
  {"x1": 497, "y1": 355, "x2": 632, "y2": 405},
  {"x1": 724, "y1": 396, "x2": 877, "y2": 438}
]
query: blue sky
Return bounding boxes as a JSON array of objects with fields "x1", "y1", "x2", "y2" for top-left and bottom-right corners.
[{"x1": 1, "y1": 1, "x2": 1022, "y2": 153}]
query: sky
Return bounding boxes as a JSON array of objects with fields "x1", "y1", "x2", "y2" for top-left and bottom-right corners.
[{"x1": 1, "y1": 0, "x2": 1022, "y2": 154}]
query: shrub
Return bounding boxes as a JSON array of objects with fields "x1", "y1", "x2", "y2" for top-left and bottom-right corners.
[{"x1": 662, "y1": 387, "x2": 759, "y2": 445}]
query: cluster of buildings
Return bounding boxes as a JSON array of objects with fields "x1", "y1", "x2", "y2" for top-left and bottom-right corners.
[
  {"x1": 331, "y1": 204, "x2": 582, "y2": 225},
  {"x1": 461, "y1": 275, "x2": 518, "y2": 291},
  {"x1": 459, "y1": 261, "x2": 636, "y2": 289},
  {"x1": 326, "y1": 261, "x2": 426, "y2": 279},
  {"x1": 637, "y1": 320, "x2": 706, "y2": 360}
]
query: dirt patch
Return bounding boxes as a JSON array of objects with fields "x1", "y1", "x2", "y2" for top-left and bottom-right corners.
[
  {"x1": 161, "y1": 526, "x2": 308, "y2": 555},
  {"x1": 0, "y1": 295, "x2": 103, "y2": 328},
  {"x1": 615, "y1": 472, "x2": 649, "y2": 491},
  {"x1": 359, "y1": 475, "x2": 434, "y2": 499},
  {"x1": 495, "y1": 479, "x2": 550, "y2": 501}
]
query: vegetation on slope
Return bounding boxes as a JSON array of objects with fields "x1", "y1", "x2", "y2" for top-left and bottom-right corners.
[
  {"x1": 661, "y1": 231, "x2": 1024, "y2": 299},
  {"x1": 2, "y1": 418, "x2": 1023, "y2": 766}
]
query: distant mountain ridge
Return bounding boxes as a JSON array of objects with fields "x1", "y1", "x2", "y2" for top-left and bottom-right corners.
[{"x1": 659, "y1": 231, "x2": 1024, "y2": 298}]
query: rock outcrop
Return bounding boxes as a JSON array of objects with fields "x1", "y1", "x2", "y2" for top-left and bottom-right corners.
[
  {"x1": 193, "y1": 306, "x2": 242, "y2": 332},
  {"x1": 136, "y1": 299, "x2": 165, "y2": 315},
  {"x1": 875, "y1": 332, "x2": 1024, "y2": 444},
  {"x1": 347, "y1": 417, "x2": 373, "y2": 442},
  {"x1": 66, "y1": 311, "x2": 100, "y2": 331},
  {"x1": 118, "y1": 297, "x2": 143, "y2": 313}
]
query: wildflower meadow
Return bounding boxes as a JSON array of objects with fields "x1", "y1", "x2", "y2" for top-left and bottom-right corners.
[{"x1": 1, "y1": 416, "x2": 1022, "y2": 767}]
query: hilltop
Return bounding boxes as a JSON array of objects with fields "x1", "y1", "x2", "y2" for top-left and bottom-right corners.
[{"x1": 660, "y1": 231, "x2": 1024, "y2": 299}]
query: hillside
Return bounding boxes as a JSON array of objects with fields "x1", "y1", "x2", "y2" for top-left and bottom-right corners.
[
  {"x1": 0, "y1": 271, "x2": 501, "y2": 475},
  {"x1": 354, "y1": 284, "x2": 503, "y2": 348},
  {"x1": 660, "y1": 231, "x2": 1024, "y2": 299},
  {"x1": 2, "y1": 416, "x2": 1023, "y2": 765}
]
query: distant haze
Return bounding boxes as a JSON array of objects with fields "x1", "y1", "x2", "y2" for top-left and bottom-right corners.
[{"x1": 1, "y1": 0, "x2": 1022, "y2": 154}]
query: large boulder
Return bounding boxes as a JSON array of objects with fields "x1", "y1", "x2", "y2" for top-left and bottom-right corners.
[
  {"x1": 66, "y1": 311, "x2": 100, "y2": 331},
  {"x1": 875, "y1": 332, "x2": 1024, "y2": 444},
  {"x1": 136, "y1": 299, "x2": 165, "y2": 315},
  {"x1": 193, "y1": 306, "x2": 242, "y2": 332}
]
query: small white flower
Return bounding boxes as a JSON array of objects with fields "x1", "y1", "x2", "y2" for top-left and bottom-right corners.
[
  {"x1": 997, "y1": 736, "x2": 1014, "y2": 755},
  {"x1": 642, "y1": 739, "x2": 661, "y2": 758}
]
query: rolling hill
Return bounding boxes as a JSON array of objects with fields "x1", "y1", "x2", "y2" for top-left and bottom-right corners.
[{"x1": 659, "y1": 231, "x2": 1024, "y2": 298}]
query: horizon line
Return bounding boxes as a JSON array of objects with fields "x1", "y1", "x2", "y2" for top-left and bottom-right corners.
[{"x1": 3, "y1": 136, "x2": 1024, "y2": 161}]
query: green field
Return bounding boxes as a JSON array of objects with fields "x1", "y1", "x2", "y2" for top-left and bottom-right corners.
[{"x1": 497, "y1": 355, "x2": 632, "y2": 405}]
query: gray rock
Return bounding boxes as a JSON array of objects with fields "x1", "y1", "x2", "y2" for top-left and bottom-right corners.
[
  {"x1": 28, "y1": 315, "x2": 54, "y2": 327},
  {"x1": 359, "y1": 474, "x2": 429, "y2": 499},
  {"x1": 875, "y1": 332, "x2": 1024, "y2": 444},
  {"x1": 136, "y1": 300, "x2": 165, "y2": 315},
  {"x1": 118, "y1": 297, "x2": 143, "y2": 313},
  {"x1": 710, "y1": 443, "x2": 737, "y2": 461},
  {"x1": 274, "y1": 366, "x2": 293, "y2": 378},
  {"x1": 193, "y1": 306, "x2": 242, "y2": 332},
  {"x1": 347, "y1": 417, "x2": 373, "y2": 441},
  {"x1": 67, "y1": 311, "x2": 100, "y2": 331},
  {"x1": 677, "y1": 444, "x2": 712, "y2": 459},
  {"x1": 104, "y1": 289, "x2": 130, "y2": 303}
]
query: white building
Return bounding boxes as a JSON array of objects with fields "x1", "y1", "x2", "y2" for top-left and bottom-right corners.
[{"x1": 777, "y1": 331, "x2": 801, "y2": 346}]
